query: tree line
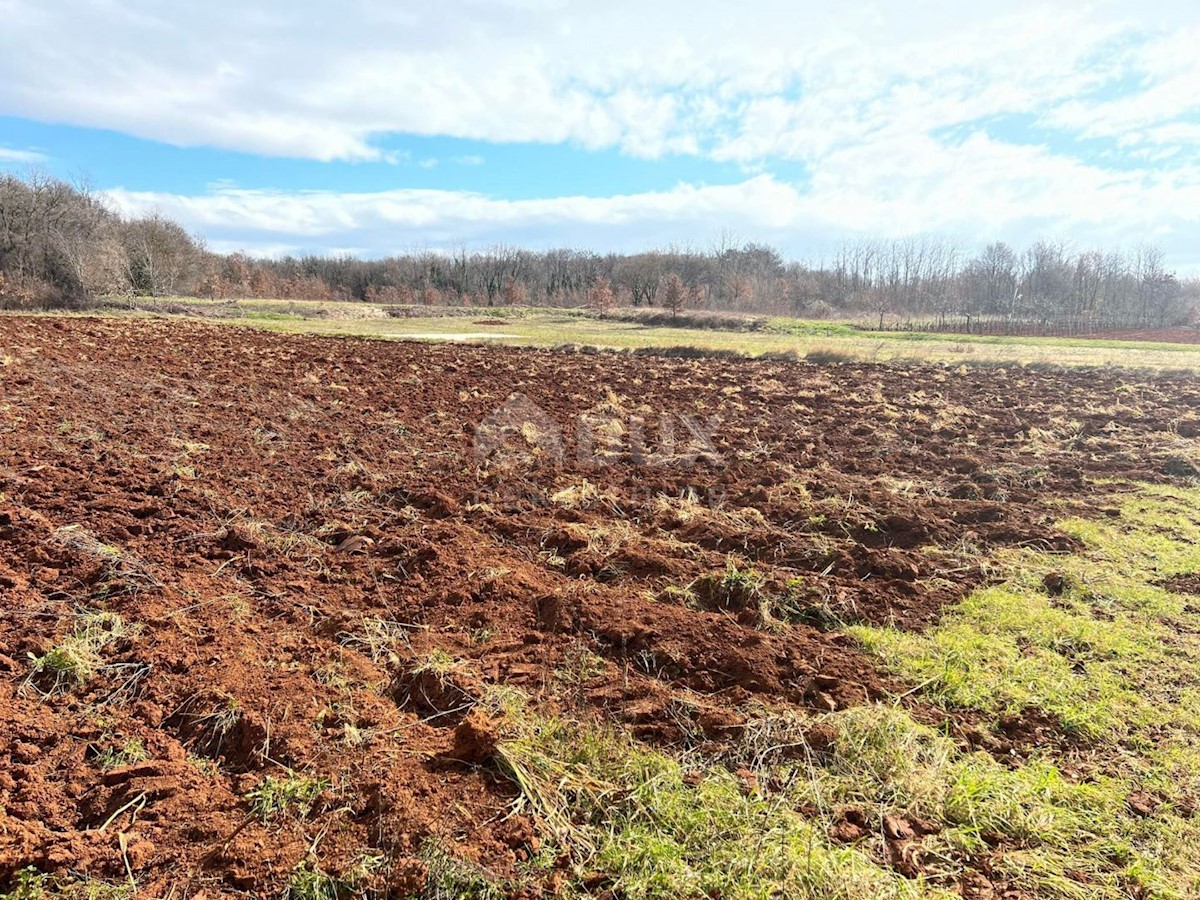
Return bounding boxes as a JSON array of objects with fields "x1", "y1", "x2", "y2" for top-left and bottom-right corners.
[{"x1": 2, "y1": 171, "x2": 1196, "y2": 326}]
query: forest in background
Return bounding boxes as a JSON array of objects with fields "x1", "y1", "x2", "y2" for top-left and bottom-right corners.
[{"x1": 2, "y1": 171, "x2": 1197, "y2": 327}]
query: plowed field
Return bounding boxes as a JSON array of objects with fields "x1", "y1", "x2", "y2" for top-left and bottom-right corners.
[{"x1": 3, "y1": 316, "x2": 1200, "y2": 898}]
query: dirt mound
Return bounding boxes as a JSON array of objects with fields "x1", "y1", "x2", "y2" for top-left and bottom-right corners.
[
  {"x1": 1164, "y1": 574, "x2": 1200, "y2": 596},
  {"x1": 2, "y1": 316, "x2": 1199, "y2": 895}
]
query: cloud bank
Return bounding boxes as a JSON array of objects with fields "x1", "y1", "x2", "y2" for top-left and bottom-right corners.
[{"x1": 4, "y1": 0, "x2": 1199, "y2": 265}]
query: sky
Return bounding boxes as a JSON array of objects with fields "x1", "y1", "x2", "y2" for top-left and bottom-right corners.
[{"x1": 1, "y1": 0, "x2": 1199, "y2": 268}]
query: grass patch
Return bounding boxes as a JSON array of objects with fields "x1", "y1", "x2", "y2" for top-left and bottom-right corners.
[
  {"x1": 851, "y1": 484, "x2": 1200, "y2": 739},
  {"x1": 338, "y1": 616, "x2": 415, "y2": 666},
  {"x1": 283, "y1": 861, "x2": 344, "y2": 900},
  {"x1": 418, "y1": 841, "x2": 508, "y2": 899},
  {"x1": 687, "y1": 558, "x2": 765, "y2": 613},
  {"x1": 246, "y1": 772, "x2": 330, "y2": 821},
  {"x1": 550, "y1": 478, "x2": 617, "y2": 510},
  {"x1": 281, "y1": 857, "x2": 384, "y2": 900},
  {"x1": 497, "y1": 715, "x2": 941, "y2": 899},
  {"x1": 495, "y1": 701, "x2": 1200, "y2": 897},
  {"x1": 845, "y1": 483, "x2": 1200, "y2": 894},
  {"x1": 95, "y1": 301, "x2": 1200, "y2": 371},
  {"x1": 0, "y1": 869, "x2": 134, "y2": 900},
  {"x1": 92, "y1": 738, "x2": 148, "y2": 770},
  {"x1": 411, "y1": 648, "x2": 461, "y2": 680},
  {"x1": 25, "y1": 610, "x2": 132, "y2": 694},
  {"x1": 767, "y1": 578, "x2": 855, "y2": 630}
]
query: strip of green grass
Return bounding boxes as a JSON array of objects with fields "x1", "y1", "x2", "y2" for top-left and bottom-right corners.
[
  {"x1": 851, "y1": 483, "x2": 1200, "y2": 894},
  {"x1": 499, "y1": 715, "x2": 941, "y2": 899}
]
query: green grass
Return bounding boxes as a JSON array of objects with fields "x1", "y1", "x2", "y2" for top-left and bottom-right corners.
[
  {"x1": 26, "y1": 610, "x2": 131, "y2": 694},
  {"x1": 847, "y1": 483, "x2": 1200, "y2": 894},
  {"x1": 685, "y1": 557, "x2": 766, "y2": 613},
  {"x1": 247, "y1": 314, "x2": 1200, "y2": 369},
  {"x1": 93, "y1": 738, "x2": 148, "y2": 770},
  {"x1": 281, "y1": 855, "x2": 385, "y2": 900},
  {"x1": 246, "y1": 772, "x2": 330, "y2": 821},
  {"x1": 487, "y1": 484, "x2": 1200, "y2": 898},
  {"x1": 411, "y1": 648, "x2": 461, "y2": 678},
  {"x1": 852, "y1": 485, "x2": 1200, "y2": 738},
  {"x1": 495, "y1": 703, "x2": 1200, "y2": 898},
  {"x1": 282, "y1": 862, "x2": 345, "y2": 900},
  {"x1": 0, "y1": 869, "x2": 134, "y2": 900},
  {"x1": 498, "y1": 716, "x2": 937, "y2": 900},
  {"x1": 417, "y1": 841, "x2": 509, "y2": 899}
]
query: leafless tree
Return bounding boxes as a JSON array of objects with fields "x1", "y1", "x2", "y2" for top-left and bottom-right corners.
[
  {"x1": 587, "y1": 275, "x2": 616, "y2": 313},
  {"x1": 1, "y1": 172, "x2": 1196, "y2": 323},
  {"x1": 664, "y1": 273, "x2": 686, "y2": 318},
  {"x1": 121, "y1": 213, "x2": 204, "y2": 296}
]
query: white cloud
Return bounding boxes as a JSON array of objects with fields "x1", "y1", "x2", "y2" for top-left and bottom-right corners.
[
  {"x1": 102, "y1": 177, "x2": 808, "y2": 247},
  {"x1": 6, "y1": 0, "x2": 1200, "y2": 266},
  {"x1": 3, "y1": 0, "x2": 1197, "y2": 164},
  {"x1": 102, "y1": 151, "x2": 1200, "y2": 270},
  {"x1": 1041, "y1": 24, "x2": 1200, "y2": 141},
  {"x1": 0, "y1": 146, "x2": 47, "y2": 165}
]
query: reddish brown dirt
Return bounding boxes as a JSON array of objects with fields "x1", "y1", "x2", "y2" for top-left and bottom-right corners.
[
  {"x1": 2, "y1": 316, "x2": 1200, "y2": 896},
  {"x1": 1076, "y1": 326, "x2": 1200, "y2": 344},
  {"x1": 1164, "y1": 574, "x2": 1200, "y2": 595}
]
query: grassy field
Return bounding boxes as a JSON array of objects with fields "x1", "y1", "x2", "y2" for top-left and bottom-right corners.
[{"x1": 84, "y1": 296, "x2": 1200, "y2": 371}]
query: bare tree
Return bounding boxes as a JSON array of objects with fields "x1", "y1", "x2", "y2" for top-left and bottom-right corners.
[
  {"x1": 501, "y1": 274, "x2": 529, "y2": 306},
  {"x1": 1, "y1": 169, "x2": 1197, "y2": 325},
  {"x1": 616, "y1": 253, "x2": 668, "y2": 307},
  {"x1": 664, "y1": 273, "x2": 686, "y2": 319},
  {"x1": 121, "y1": 213, "x2": 203, "y2": 296},
  {"x1": 587, "y1": 275, "x2": 616, "y2": 314}
]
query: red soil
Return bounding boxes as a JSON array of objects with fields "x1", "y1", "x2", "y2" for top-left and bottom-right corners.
[
  {"x1": 2, "y1": 316, "x2": 1199, "y2": 896},
  {"x1": 1077, "y1": 326, "x2": 1200, "y2": 344}
]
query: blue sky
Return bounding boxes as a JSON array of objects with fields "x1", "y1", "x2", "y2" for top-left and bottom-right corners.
[{"x1": 2, "y1": 0, "x2": 1199, "y2": 268}]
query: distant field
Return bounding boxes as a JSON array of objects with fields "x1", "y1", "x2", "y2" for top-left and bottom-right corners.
[{"x1": 79, "y1": 296, "x2": 1200, "y2": 372}]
